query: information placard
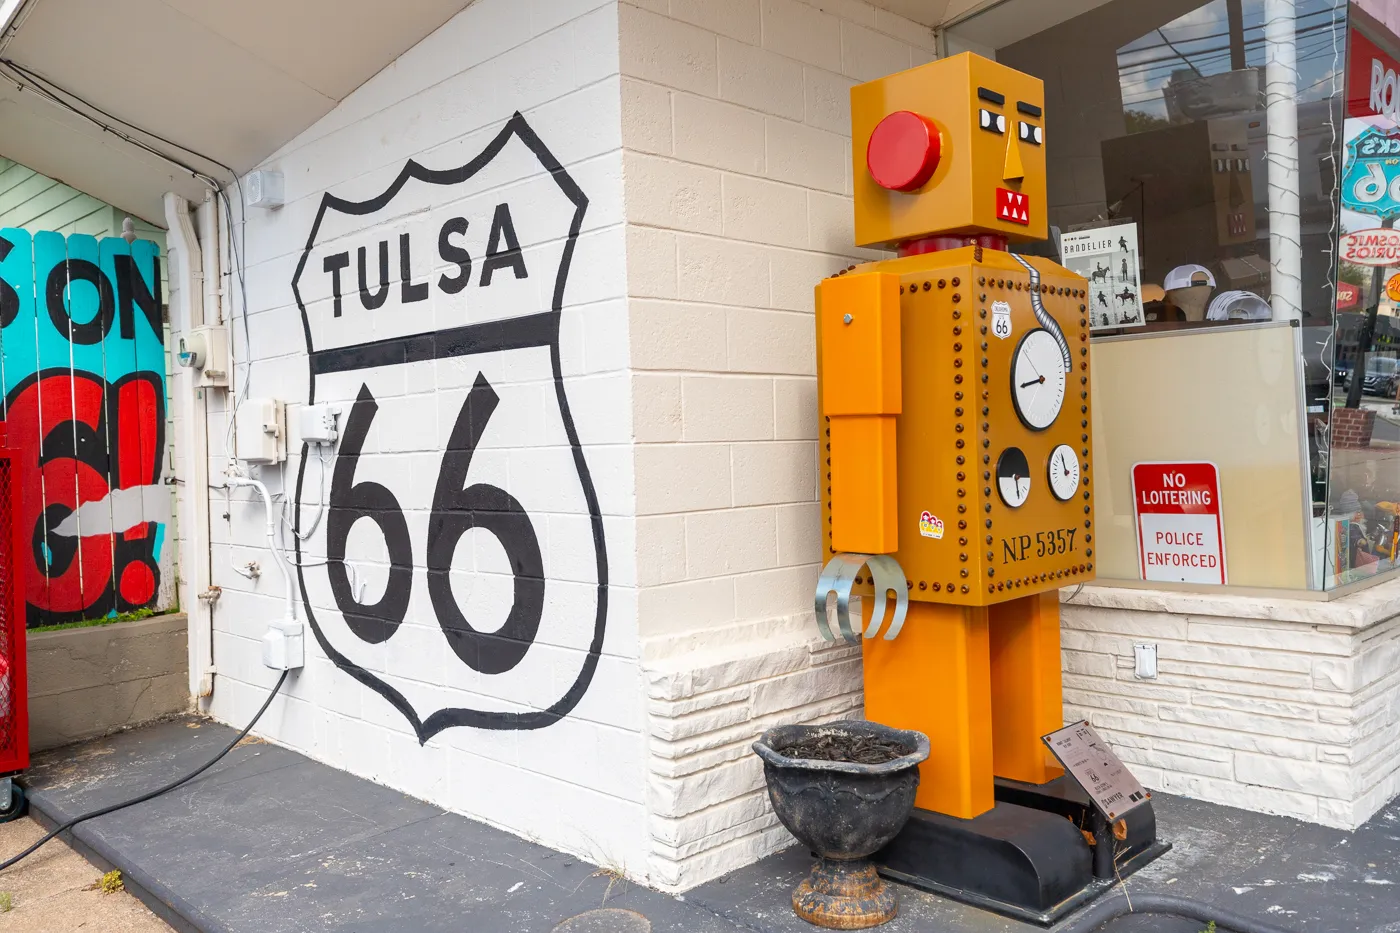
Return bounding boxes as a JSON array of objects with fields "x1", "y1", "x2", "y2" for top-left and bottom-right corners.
[
  {"x1": 1131, "y1": 461, "x2": 1227, "y2": 585},
  {"x1": 1060, "y1": 222, "x2": 1144, "y2": 331},
  {"x1": 1042, "y1": 721, "x2": 1150, "y2": 821}
]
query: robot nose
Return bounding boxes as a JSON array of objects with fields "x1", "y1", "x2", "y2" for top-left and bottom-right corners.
[
  {"x1": 1004, "y1": 133, "x2": 1026, "y2": 182},
  {"x1": 866, "y1": 111, "x2": 941, "y2": 192}
]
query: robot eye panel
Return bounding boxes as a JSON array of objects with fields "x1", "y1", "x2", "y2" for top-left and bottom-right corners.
[
  {"x1": 1016, "y1": 100, "x2": 1043, "y2": 146},
  {"x1": 980, "y1": 109, "x2": 1006, "y2": 135}
]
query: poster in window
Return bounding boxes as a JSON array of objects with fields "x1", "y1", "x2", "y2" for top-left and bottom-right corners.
[{"x1": 1060, "y1": 222, "x2": 1145, "y2": 331}]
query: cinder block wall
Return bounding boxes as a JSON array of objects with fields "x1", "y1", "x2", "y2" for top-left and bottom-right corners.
[
  {"x1": 617, "y1": 0, "x2": 938, "y2": 889},
  {"x1": 28, "y1": 614, "x2": 190, "y2": 751},
  {"x1": 192, "y1": 0, "x2": 651, "y2": 877}
]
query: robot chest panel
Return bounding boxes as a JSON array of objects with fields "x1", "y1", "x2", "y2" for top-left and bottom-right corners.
[{"x1": 894, "y1": 261, "x2": 1094, "y2": 605}]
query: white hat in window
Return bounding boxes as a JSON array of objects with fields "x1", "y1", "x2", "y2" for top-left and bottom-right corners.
[
  {"x1": 1163, "y1": 264, "x2": 1217, "y2": 290},
  {"x1": 1206, "y1": 290, "x2": 1272, "y2": 321}
]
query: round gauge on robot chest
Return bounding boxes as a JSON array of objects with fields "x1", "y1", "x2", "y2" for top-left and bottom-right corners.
[
  {"x1": 1047, "y1": 444, "x2": 1080, "y2": 501},
  {"x1": 996, "y1": 446, "x2": 1032, "y2": 508},
  {"x1": 1011, "y1": 328, "x2": 1067, "y2": 431}
]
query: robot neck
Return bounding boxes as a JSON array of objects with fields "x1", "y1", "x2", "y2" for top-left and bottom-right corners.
[{"x1": 898, "y1": 234, "x2": 1009, "y2": 257}]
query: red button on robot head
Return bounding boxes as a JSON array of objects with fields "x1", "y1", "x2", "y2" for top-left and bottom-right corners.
[{"x1": 866, "y1": 110, "x2": 941, "y2": 192}]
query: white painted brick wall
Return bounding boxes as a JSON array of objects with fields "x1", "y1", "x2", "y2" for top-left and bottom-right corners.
[
  {"x1": 179, "y1": 0, "x2": 654, "y2": 879},
  {"x1": 617, "y1": 0, "x2": 936, "y2": 889},
  {"x1": 1061, "y1": 584, "x2": 1400, "y2": 831}
]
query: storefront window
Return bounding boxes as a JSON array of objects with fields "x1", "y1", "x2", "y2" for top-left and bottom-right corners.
[
  {"x1": 946, "y1": 0, "x2": 1349, "y2": 590},
  {"x1": 1326, "y1": 0, "x2": 1400, "y2": 588}
]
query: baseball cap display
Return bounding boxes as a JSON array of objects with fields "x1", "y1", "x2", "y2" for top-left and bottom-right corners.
[
  {"x1": 1206, "y1": 290, "x2": 1272, "y2": 321},
  {"x1": 1163, "y1": 264, "x2": 1217, "y2": 291}
]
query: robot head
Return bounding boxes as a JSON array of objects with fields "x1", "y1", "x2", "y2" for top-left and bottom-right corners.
[{"x1": 851, "y1": 53, "x2": 1048, "y2": 249}]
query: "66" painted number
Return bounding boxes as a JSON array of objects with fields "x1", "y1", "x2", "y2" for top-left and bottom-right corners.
[{"x1": 326, "y1": 373, "x2": 544, "y2": 675}]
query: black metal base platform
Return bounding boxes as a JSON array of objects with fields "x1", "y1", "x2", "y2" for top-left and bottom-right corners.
[{"x1": 874, "y1": 776, "x2": 1171, "y2": 926}]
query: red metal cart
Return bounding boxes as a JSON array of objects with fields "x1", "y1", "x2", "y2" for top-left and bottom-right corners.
[{"x1": 0, "y1": 423, "x2": 28, "y2": 819}]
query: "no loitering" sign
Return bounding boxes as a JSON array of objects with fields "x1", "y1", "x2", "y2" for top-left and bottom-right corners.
[{"x1": 1131, "y1": 461, "x2": 1227, "y2": 585}]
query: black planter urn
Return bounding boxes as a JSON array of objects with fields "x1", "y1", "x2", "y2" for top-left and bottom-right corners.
[{"x1": 753, "y1": 720, "x2": 930, "y2": 929}]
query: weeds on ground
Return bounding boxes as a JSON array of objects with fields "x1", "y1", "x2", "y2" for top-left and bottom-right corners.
[
  {"x1": 31, "y1": 607, "x2": 167, "y2": 634},
  {"x1": 90, "y1": 870, "x2": 124, "y2": 894},
  {"x1": 1199, "y1": 923, "x2": 1216, "y2": 933},
  {"x1": 0, "y1": 891, "x2": 12, "y2": 912},
  {"x1": 591, "y1": 867, "x2": 626, "y2": 905}
]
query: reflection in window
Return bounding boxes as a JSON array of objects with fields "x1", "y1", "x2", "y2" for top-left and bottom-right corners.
[
  {"x1": 981, "y1": 0, "x2": 1348, "y2": 589},
  {"x1": 1326, "y1": 1, "x2": 1400, "y2": 587}
]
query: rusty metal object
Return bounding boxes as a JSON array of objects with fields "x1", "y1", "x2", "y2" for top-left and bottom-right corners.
[
  {"x1": 792, "y1": 858, "x2": 897, "y2": 929},
  {"x1": 552, "y1": 908, "x2": 651, "y2": 932}
]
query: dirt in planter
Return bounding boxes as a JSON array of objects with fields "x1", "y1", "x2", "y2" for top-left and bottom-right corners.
[{"x1": 777, "y1": 732, "x2": 912, "y2": 765}]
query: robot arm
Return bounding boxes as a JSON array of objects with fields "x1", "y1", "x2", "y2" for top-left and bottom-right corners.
[
  {"x1": 820, "y1": 272, "x2": 901, "y2": 552},
  {"x1": 815, "y1": 271, "x2": 909, "y2": 643}
]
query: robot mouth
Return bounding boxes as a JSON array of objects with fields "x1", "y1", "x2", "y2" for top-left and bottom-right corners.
[{"x1": 997, "y1": 187, "x2": 1030, "y2": 225}]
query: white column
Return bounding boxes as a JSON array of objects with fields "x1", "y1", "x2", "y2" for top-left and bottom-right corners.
[{"x1": 1265, "y1": 0, "x2": 1302, "y2": 321}]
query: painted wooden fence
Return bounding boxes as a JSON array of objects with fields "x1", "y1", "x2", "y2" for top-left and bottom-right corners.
[{"x1": 0, "y1": 229, "x2": 172, "y2": 627}]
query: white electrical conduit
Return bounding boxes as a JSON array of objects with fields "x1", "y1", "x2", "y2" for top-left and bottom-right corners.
[
  {"x1": 164, "y1": 191, "x2": 216, "y2": 700},
  {"x1": 224, "y1": 476, "x2": 297, "y2": 623}
]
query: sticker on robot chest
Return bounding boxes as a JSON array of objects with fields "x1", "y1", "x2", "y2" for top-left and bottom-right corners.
[
  {"x1": 991, "y1": 300, "x2": 1013, "y2": 339},
  {"x1": 289, "y1": 115, "x2": 608, "y2": 739}
]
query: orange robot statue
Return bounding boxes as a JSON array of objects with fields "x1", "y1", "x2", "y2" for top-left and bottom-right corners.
[{"x1": 814, "y1": 53, "x2": 1164, "y2": 922}]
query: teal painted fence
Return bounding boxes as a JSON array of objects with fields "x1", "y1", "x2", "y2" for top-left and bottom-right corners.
[{"x1": 0, "y1": 229, "x2": 171, "y2": 627}]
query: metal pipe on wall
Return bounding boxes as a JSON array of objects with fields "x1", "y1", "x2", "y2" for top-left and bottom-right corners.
[
  {"x1": 1265, "y1": 0, "x2": 1303, "y2": 321},
  {"x1": 164, "y1": 192, "x2": 216, "y2": 701}
]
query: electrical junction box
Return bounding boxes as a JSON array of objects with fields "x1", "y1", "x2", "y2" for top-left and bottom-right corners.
[
  {"x1": 177, "y1": 325, "x2": 230, "y2": 388},
  {"x1": 235, "y1": 398, "x2": 286, "y2": 464},
  {"x1": 297, "y1": 403, "x2": 340, "y2": 446},
  {"x1": 244, "y1": 170, "x2": 285, "y2": 209}
]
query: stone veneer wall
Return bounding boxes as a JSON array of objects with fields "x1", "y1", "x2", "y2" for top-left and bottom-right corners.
[
  {"x1": 644, "y1": 617, "x2": 861, "y2": 886},
  {"x1": 1060, "y1": 582, "x2": 1400, "y2": 830}
]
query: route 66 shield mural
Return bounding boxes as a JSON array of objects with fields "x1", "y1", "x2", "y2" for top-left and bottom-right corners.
[{"x1": 291, "y1": 113, "x2": 606, "y2": 740}]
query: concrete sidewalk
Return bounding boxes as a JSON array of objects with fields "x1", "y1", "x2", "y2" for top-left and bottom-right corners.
[
  {"x1": 0, "y1": 817, "x2": 173, "y2": 933},
  {"x1": 14, "y1": 716, "x2": 1400, "y2": 932}
]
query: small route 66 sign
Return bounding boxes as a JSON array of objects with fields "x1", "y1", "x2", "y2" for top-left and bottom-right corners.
[{"x1": 991, "y1": 300, "x2": 1013, "y2": 340}]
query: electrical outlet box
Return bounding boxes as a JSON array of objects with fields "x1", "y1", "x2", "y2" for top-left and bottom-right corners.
[
  {"x1": 1133, "y1": 643, "x2": 1158, "y2": 679},
  {"x1": 262, "y1": 617, "x2": 304, "y2": 670},
  {"x1": 177, "y1": 325, "x2": 230, "y2": 388},
  {"x1": 298, "y1": 403, "x2": 340, "y2": 446},
  {"x1": 235, "y1": 398, "x2": 286, "y2": 464}
]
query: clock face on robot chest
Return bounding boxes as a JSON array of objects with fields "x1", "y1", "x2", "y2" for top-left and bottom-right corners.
[{"x1": 1010, "y1": 329, "x2": 1067, "y2": 431}]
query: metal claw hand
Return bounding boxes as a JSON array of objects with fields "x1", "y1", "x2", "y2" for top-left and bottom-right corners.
[{"x1": 814, "y1": 554, "x2": 910, "y2": 644}]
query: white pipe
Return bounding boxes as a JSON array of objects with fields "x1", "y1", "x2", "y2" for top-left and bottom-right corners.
[
  {"x1": 197, "y1": 193, "x2": 221, "y2": 325},
  {"x1": 164, "y1": 192, "x2": 216, "y2": 700},
  {"x1": 1265, "y1": 0, "x2": 1302, "y2": 321},
  {"x1": 224, "y1": 476, "x2": 297, "y2": 622}
]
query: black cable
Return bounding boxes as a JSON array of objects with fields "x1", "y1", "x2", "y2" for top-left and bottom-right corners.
[
  {"x1": 1057, "y1": 892, "x2": 1303, "y2": 933},
  {"x1": 0, "y1": 57, "x2": 234, "y2": 182},
  {"x1": 0, "y1": 54, "x2": 261, "y2": 456},
  {"x1": 0, "y1": 670, "x2": 289, "y2": 873}
]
